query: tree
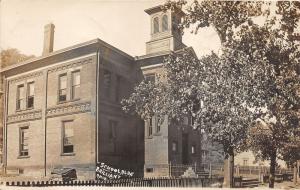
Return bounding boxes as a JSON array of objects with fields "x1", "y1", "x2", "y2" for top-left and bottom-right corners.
[
  {"x1": 160, "y1": 1, "x2": 270, "y2": 187},
  {"x1": 0, "y1": 48, "x2": 35, "y2": 68},
  {"x1": 163, "y1": 1, "x2": 300, "y2": 188},
  {"x1": 227, "y1": 2, "x2": 300, "y2": 188},
  {"x1": 122, "y1": 47, "x2": 266, "y2": 187},
  {"x1": 281, "y1": 123, "x2": 300, "y2": 185},
  {"x1": 124, "y1": 1, "x2": 299, "y2": 188},
  {"x1": 163, "y1": 0, "x2": 265, "y2": 44}
]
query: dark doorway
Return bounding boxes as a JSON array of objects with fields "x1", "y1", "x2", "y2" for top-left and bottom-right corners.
[{"x1": 182, "y1": 133, "x2": 189, "y2": 164}]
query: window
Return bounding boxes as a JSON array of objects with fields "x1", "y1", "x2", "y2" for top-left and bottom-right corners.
[
  {"x1": 200, "y1": 128, "x2": 205, "y2": 134},
  {"x1": 59, "y1": 74, "x2": 67, "y2": 102},
  {"x1": 108, "y1": 120, "x2": 117, "y2": 140},
  {"x1": 243, "y1": 159, "x2": 248, "y2": 166},
  {"x1": 17, "y1": 84, "x2": 25, "y2": 110},
  {"x1": 144, "y1": 74, "x2": 155, "y2": 84},
  {"x1": 191, "y1": 145, "x2": 196, "y2": 154},
  {"x1": 146, "y1": 168, "x2": 154, "y2": 173},
  {"x1": 148, "y1": 117, "x2": 153, "y2": 136},
  {"x1": 27, "y1": 82, "x2": 34, "y2": 109},
  {"x1": 103, "y1": 70, "x2": 111, "y2": 97},
  {"x1": 155, "y1": 116, "x2": 162, "y2": 133},
  {"x1": 62, "y1": 121, "x2": 74, "y2": 154},
  {"x1": 183, "y1": 117, "x2": 189, "y2": 125},
  {"x1": 162, "y1": 15, "x2": 168, "y2": 32},
  {"x1": 202, "y1": 150, "x2": 208, "y2": 160},
  {"x1": 71, "y1": 71, "x2": 80, "y2": 100},
  {"x1": 189, "y1": 116, "x2": 195, "y2": 126},
  {"x1": 153, "y1": 17, "x2": 159, "y2": 33},
  {"x1": 20, "y1": 127, "x2": 29, "y2": 157},
  {"x1": 115, "y1": 75, "x2": 121, "y2": 102},
  {"x1": 156, "y1": 119, "x2": 160, "y2": 133},
  {"x1": 172, "y1": 141, "x2": 178, "y2": 152}
]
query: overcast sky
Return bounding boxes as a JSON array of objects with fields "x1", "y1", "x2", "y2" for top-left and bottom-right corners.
[{"x1": 0, "y1": 0, "x2": 221, "y2": 58}]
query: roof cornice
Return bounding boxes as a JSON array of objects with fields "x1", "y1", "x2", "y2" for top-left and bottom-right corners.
[{"x1": 1, "y1": 38, "x2": 134, "y2": 74}]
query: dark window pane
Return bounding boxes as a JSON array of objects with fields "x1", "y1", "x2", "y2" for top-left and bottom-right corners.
[
  {"x1": 149, "y1": 126, "x2": 152, "y2": 136},
  {"x1": 27, "y1": 96, "x2": 34, "y2": 108},
  {"x1": 59, "y1": 94, "x2": 66, "y2": 102},
  {"x1": 148, "y1": 118, "x2": 153, "y2": 136},
  {"x1": 20, "y1": 127, "x2": 29, "y2": 156},
  {"x1": 27, "y1": 82, "x2": 34, "y2": 108},
  {"x1": 153, "y1": 17, "x2": 159, "y2": 33},
  {"x1": 20, "y1": 151, "x2": 28, "y2": 156},
  {"x1": 162, "y1": 15, "x2": 168, "y2": 31},
  {"x1": 63, "y1": 145, "x2": 73, "y2": 153}
]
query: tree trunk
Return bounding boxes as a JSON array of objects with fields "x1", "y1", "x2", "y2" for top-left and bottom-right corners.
[
  {"x1": 294, "y1": 162, "x2": 298, "y2": 185},
  {"x1": 223, "y1": 147, "x2": 234, "y2": 188},
  {"x1": 269, "y1": 151, "x2": 277, "y2": 188}
]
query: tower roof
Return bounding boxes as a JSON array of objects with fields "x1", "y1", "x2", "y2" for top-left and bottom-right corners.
[{"x1": 144, "y1": 5, "x2": 185, "y2": 17}]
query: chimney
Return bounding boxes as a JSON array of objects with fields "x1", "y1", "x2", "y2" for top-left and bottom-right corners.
[{"x1": 42, "y1": 23, "x2": 55, "y2": 55}]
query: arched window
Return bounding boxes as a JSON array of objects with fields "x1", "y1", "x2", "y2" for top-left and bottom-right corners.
[
  {"x1": 162, "y1": 15, "x2": 168, "y2": 32},
  {"x1": 153, "y1": 17, "x2": 159, "y2": 33}
]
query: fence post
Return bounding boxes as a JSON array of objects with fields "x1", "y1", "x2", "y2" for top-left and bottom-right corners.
[
  {"x1": 169, "y1": 162, "x2": 171, "y2": 177},
  {"x1": 259, "y1": 166, "x2": 262, "y2": 183},
  {"x1": 209, "y1": 163, "x2": 212, "y2": 178},
  {"x1": 194, "y1": 162, "x2": 197, "y2": 173}
]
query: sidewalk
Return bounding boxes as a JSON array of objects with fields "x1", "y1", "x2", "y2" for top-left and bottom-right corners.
[{"x1": 258, "y1": 181, "x2": 300, "y2": 189}]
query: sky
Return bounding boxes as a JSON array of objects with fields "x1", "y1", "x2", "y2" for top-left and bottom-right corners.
[{"x1": 0, "y1": 0, "x2": 221, "y2": 58}]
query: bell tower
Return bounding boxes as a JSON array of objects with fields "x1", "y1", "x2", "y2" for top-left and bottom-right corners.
[{"x1": 145, "y1": 5, "x2": 185, "y2": 54}]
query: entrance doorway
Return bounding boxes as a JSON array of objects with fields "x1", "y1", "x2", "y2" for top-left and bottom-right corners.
[{"x1": 182, "y1": 133, "x2": 189, "y2": 164}]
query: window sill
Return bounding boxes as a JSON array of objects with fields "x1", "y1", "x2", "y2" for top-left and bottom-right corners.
[
  {"x1": 61, "y1": 153, "x2": 75, "y2": 156},
  {"x1": 58, "y1": 100, "x2": 67, "y2": 104},
  {"x1": 147, "y1": 135, "x2": 153, "y2": 139},
  {"x1": 16, "y1": 107, "x2": 34, "y2": 113},
  {"x1": 58, "y1": 98, "x2": 80, "y2": 105},
  {"x1": 17, "y1": 155, "x2": 30, "y2": 159}
]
